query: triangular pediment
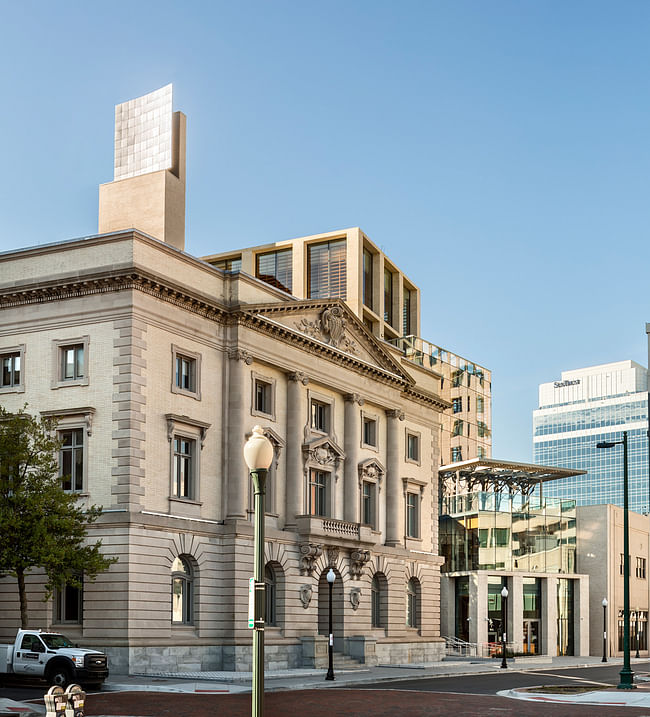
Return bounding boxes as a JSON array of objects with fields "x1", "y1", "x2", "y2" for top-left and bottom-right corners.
[
  {"x1": 302, "y1": 435, "x2": 345, "y2": 461},
  {"x1": 243, "y1": 299, "x2": 412, "y2": 382}
]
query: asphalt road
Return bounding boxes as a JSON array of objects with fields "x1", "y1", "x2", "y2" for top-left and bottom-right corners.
[{"x1": 355, "y1": 661, "x2": 650, "y2": 694}]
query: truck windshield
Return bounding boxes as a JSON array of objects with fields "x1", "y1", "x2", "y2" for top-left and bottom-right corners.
[{"x1": 40, "y1": 634, "x2": 74, "y2": 649}]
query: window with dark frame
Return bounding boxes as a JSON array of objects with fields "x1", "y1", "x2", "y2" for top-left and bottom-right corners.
[
  {"x1": 452, "y1": 397, "x2": 462, "y2": 413},
  {"x1": 309, "y1": 469, "x2": 328, "y2": 516},
  {"x1": 403, "y1": 288, "x2": 412, "y2": 335},
  {"x1": 406, "y1": 492, "x2": 419, "y2": 538},
  {"x1": 265, "y1": 564, "x2": 277, "y2": 626},
  {"x1": 255, "y1": 379, "x2": 272, "y2": 415},
  {"x1": 307, "y1": 239, "x2": 347, "y2": 299},
  {"x1": 407, "y1": 433, "x2": 419, "y2": 462},
  {"x1": 311, "y1": 400, "x2": 329, "y2": 432},
  {"x1": 60, "y1": 428, "x2": 84, "y2": 492},
  {"x1": 363, "y1": 248, "x2": 373, "y2": 309},
  {"x1": 256, "y1": 249, "x2": 293, "y2": 293},
  {"x1": 384, "y1": 269, "x2": 393, "y2": 325},
  {"x1": 171, "y1": 556, "x2": 193, "y2": 625},
  {"x1": 362, "y1": 481, "x2": 375, "y2": 527},
  {"x1": 175, "y1": 354, "x2": 195, "y2": 393},
  {"x1": 54, "y1": 582, "x2": 82, "y2": 624},
  {"x1": 1, "y1": 352, "x2": 21, "y2": 388},
  {"x1": 371, "y1": 575, "x2": 382, "y2": 627},
  {"x1": 61, "y1": 344, "x2": 84, "y2": 381},
  {"x1": 406, "y1": 578, "x2": 419, "y2": 628},
  {"x1": 637, "y1": 557, "x2": 647, "y2": 579},
  {"x1": 363, "y1": 417, "x2": 377, "y2": 447},
  {"x1": 451, "y1": 446, "x2": 462, "y2": 462},
  {"x1": 173, "y1": 437, "x2": 195, "y2": 499}
]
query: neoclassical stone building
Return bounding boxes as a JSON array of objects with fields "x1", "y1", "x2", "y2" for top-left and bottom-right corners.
[{"x1": 0, "y1": 86, "x2": 490, "y2": 672}]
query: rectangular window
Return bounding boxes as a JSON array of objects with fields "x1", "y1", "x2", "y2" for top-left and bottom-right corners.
[
  {"x1": 54, "y1": 582, "x2": 82, "y2": 624},
  {"x1": 384, "y1": 269, "x2": 393, "y2": 325},
  {"x1": 61, "y1": 344, "x2": 84, "y2": 381},
  {"x1": 173, "y1": 437, "x2": 195, "y2": 499},
  {"x1": 637, "y1": 557, "x2": 646, "y2": 579},
  {"x1": 311, "y1": 400, "x2": 329, "y2": 433},
  {"x1": 212, "y1": 256, "x2": 242, "y2": 271},
  {"x1": 406, "y1": 492, "x2": 419, "y2": 538},
  {"x1": 256, "y1": 249, "x2": 293, "y2": 293},
  {"x1": 477, "y1": 421, "x2": 489, "y2": 438},
  {"x1": 407, "y1": 433, "x2": 420, "y2": 462},
  {"x1": 309, "y1": 469, "x2": 328, "y2": 516},
  {"x1": 362, "y1": 481, "x2": 375, "y2": 527},
  {"x1": 403, "y1": 288, "x2": 412, "y2": 335},
  {"x1": 452, "y1": 370, "x2": 463, "y2": 387},
  {"x1": 477, "y1": 446, "x2": 486, "y2": 459},
  {"x1": 255, "y1": 379, "x2": 272, "y2": 415},
  {"x1": 363, "y1": 248, "x2": 373, "y2": 309},
  {"x1": 175, "y1": 355, "x2": 195, "y2": 392},
  {"x1": 451, "y1": 446, "x2": 463, "y2": 462},
  {"x1": 452, "y1": 397, "x2": 462, "y2": 414},
  {"x1": 308, "y1": 239, "x2": 347, "y2": 299},
  {"x1": 1, "y1": 352, "x2": 21, "y2": 388},
  {"x1": 477, "y1": 397, "x2": 484, "y2": 414},
  {"x1": 452, "y1": 419, "x2": 463, "y2": 437},
  {"x1": 363, "y1": 417, "x2": 377, "y2": 447},
  {"x1": 60, "y1": 428, "x2": 84, "y2": 492}
]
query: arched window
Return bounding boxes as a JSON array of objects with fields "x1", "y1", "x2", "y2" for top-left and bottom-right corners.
[
  {"x1": 371, "y1": 575, "x2": 382, "y2": 628},
  {"x1": 406, "y1": 577, "x2": 420, "y2": 628},
  {"x1": 172, "y1": 556, "x2": 194, "y2": 624},
  {"x1": 265, "y1": 564, "x2": 277, "y2": 626}
]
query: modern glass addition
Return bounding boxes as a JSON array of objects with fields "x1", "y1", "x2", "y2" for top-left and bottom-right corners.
[
  {"x1": 363, "y1": 248, "x2": 373, "y2": 309},
  {"x1": 403, "y1": 288, "x2": 411, "y2": 335},
  {"x1": 440, "y1": 492, "x2": 576, "y2": 573},
  {"x1": 212, "y1": 256, "x2": 242, "y2": 271},
  {"x1": 256, "y1": 249, "x2": 292, "y2": 293},
  {"x1": 384, "y1": 269, "x2": 393, "y2": 325},
  {"x1": 308, "y1": 239, "x2": 346, "y2": 299}
]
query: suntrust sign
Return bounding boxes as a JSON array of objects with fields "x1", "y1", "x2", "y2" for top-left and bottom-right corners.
[{"x1": 554, "y1": 379, "x2": 581, "y2": 388}]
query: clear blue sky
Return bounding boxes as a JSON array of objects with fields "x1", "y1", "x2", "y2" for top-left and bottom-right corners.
[{"x1": 2, "y1": 1, "x2": 649, "y2": 460}]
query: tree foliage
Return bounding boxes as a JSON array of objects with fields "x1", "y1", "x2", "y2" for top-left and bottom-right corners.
[{"x1": 0, "y1": 406, "x2": 117, "y2": 627}]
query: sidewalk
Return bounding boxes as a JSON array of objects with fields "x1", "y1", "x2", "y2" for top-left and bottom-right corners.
[{"x1": 4, "y1": 655, "x2": 650, "y2": 716}]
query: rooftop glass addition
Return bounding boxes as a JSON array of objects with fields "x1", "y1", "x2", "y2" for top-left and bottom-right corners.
[
  {"x1": 308, "y1": 239, "x2": 346, "y2": 299},
  {"x1": 255, "y1": 249, "x2": 292, "y2": 293}
]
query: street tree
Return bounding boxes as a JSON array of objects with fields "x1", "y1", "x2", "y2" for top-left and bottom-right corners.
[{"x1": 0, "y1": 406, "x2": 117, "y2": 627}]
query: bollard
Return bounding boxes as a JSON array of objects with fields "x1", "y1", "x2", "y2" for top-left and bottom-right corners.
[
  {"x1": 64, "y1": 684, "x2": 86, "y2": 717},
  {"x1": 44, "y1": 686, "x2": 67, "y2": 717}
]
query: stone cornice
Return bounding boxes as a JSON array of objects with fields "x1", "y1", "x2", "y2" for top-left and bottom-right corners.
[
  {"x1": 403, "y1": 386, "x2": 451, "y2": 411},
  {"x1": 0, "y1": 267, "x2": 230, "y2": 324}
]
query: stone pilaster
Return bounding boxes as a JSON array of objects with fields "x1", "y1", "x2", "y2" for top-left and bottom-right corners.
[
  {"x1": 385, "y1": 408, "x2": 404, "y2": 546},
  {"x1": 285, "y1": 371, "x2": 309, "y2": 528},
  {"x1": 226, "y1": 348, "x2": 252, "y2": 521},
  {"x1": 344, "y1": 393, "x2": 364, "y2": 523}
]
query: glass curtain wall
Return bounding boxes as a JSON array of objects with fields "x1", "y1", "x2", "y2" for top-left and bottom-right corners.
[{"x1": 440, "y1": 492, "x2": 576, "y2": 573}]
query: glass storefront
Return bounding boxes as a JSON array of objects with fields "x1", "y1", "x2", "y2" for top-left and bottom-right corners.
[
  {"x1": 522, "y1": 578, "x2": 541, "y2": 654},
  {"x1": 440, "y1": 492, "x2": 576, "y2": 573},
  {"x1": 455, "y1": 576, "x2": 469, "y2": 642}
]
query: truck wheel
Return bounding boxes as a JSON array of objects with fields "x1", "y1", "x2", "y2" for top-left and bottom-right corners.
[{"x1": 47, "y1": 665, "x2": 73, "y2": 688}]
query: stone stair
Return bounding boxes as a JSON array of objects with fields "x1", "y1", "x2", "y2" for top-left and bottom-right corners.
[{"x1": 331, "y1": 652, "x2": 365, "y2": 670}]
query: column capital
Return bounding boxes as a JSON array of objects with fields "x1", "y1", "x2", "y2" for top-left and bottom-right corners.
[
  {"x1": 287, "y1": 371, "x2": 309, "y2": 385},
  {"x1": 228, "y1": 347, "x2": 253, "y2": 364},
  {"x1": 385, "y1": 408, "x2": 405, "y2": 421},
  {"x1": 344, "y1": 393, "x2": 365, "y2": 406}
]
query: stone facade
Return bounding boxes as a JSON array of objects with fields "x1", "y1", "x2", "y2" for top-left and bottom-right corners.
[{"x1": 0, "y1": 231, "x2": 449, "y2": 673}]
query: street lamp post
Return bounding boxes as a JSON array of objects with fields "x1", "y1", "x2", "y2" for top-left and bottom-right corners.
[
  {"x1": 244, "y1": 426, "x2": 274, "y2": 717},
  {"x1": 326, "y1": 568, "x2": 336, "y2": 681},
  {"x1": 597, "y1": 431, "x2": 635, "y2": 689},
  {"x1": 602, "y1": 598, "x2": 608, "y2": 662},
  {"x1": 500, "y1": 585, "x2": 509, "y2": 669}
]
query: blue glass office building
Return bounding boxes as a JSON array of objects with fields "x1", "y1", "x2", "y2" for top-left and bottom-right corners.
[{"x1": 533, "y1": 361, "x2": 649, "y2": 514}]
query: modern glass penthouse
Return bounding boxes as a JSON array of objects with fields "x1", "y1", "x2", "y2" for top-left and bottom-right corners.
[
  {"x1": 533, "y1": 361, "x2": 649, "y2": 513},
  {"x1": 439, "y1": 459, "x2": 589, "y2": 656}
]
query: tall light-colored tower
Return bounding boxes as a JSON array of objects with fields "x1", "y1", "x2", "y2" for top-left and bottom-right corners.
[{"x1": 98, "y1": 84, "x2": 187, "y2": 250}]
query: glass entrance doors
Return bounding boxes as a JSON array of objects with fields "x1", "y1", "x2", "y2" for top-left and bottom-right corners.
[{"x1": 522, "y1": 619, "x2": 540, "y2": 654}]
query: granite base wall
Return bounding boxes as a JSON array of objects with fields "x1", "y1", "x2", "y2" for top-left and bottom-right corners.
[{"x1": 375, "y1": 641, "x2": 445, "y2": 665}]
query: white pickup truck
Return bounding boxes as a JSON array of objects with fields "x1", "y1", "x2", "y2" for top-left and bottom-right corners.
[{"x1": 0, "y1": 630, "x2": 109, "y2": 688}]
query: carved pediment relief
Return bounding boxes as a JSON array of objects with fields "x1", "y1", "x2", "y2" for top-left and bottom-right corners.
[
  {"x1": 302, "y1": 435, "x2": 346, "y2": 467},
  {"x1": 296, "y1": 305, "x2": 357, "y2": 354},
  {"x1": 358, "y1": 457, "x2": 385, "y2": 485}
]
